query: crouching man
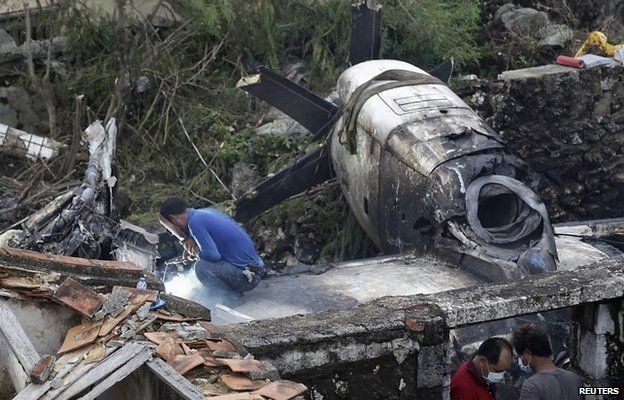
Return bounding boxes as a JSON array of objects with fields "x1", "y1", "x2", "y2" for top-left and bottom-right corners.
[{"x1": 159, "y1": 197, "x2": 265, "y2": 304}]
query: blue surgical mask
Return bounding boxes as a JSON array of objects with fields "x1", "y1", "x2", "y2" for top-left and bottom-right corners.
[{"x1": 518, "y1": 355, "x2": 533, "y2": 374}]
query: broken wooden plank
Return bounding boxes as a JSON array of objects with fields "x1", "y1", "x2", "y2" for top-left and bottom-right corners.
[
  {"x1": 53, "y1": 277, "x2": 105, "y2": 318},
  {"x1": 57, "y1": 320, "x2": 102, "y2": 355},
  {"x1": 167, "y1": 354, "x2": 205, "y2": 375},
  {"x1": 12, "y1": 381, "x2": 51, "y2": 400},
  {"x1": 117, "y1": 285, "x2": 159, "y2": 302},
  {"x1": 146, "y1": 357, "x2": 204, "y2": 400},
  {"x1": 14, "y1": 346, "x2": 92, "y2": 400},
  {"x1": 221, "y1": 374, "x2": 267, "y2": 391},
  {"x1": 75, "y1": 346, "x2": 153, "y2": 400},
  {"x1": 252, "y1": 381, "x2": 308, "y2": 400},
  {"x1": 0, "y1": 247, "x2": 164, "y2": 291},
  {"x1": 0, "y1": 329, "x2": 30, "y2": 392},
  {"x1": 99, "y1": 293, "x2": 150, "y2": 337},
  {"x1": 53, "y1": 342, "x2": 149, "y2": 400},
  {"x1": 0, "y1": 297, "x2": 39, "y2": 373}
]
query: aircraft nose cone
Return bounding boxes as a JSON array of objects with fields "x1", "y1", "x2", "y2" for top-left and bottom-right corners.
[{"x1": 517, "y1": 247, "x2": 556, "y2": 275}]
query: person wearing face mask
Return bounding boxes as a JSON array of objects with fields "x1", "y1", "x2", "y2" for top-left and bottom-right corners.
[
  {"x1": 450, "y1": 337, "x2": 513, "y2": 400},
  {"x1": 512, "y1": 324, "x2": 584, "y2": 400}
]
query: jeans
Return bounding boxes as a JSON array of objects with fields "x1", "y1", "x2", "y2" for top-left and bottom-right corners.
[{"x1": 194, "y1": 259, "x2": 260, "y2": 301}]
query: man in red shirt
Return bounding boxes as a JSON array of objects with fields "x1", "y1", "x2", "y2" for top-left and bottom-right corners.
[{"x1": 451, "y1": 337, "x2": 513, "y2": 400}]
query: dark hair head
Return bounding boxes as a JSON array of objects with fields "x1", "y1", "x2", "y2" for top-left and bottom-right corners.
[
  {"x1": 512, "y1": 324, "x2": 552, "y2": 357},
  {"x1": 477, "y1": 337, "x2": 513, "y2": 364},
  {"x1": 160, "y1": 197, "x2": 188, "y2": 218}
]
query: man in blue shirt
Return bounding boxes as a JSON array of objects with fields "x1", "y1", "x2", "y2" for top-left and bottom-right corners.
[{"x1": 159, "y1": 197, "x2": 264, "y2": 303}]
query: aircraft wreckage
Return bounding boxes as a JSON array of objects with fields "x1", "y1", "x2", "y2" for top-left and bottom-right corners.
[{"x1": 235, "y1": 30, "x2": 556, "y2": 282}]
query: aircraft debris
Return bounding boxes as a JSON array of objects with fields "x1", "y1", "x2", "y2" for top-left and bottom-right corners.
[
  {"x1": 234, "y1": 1, "x2": 560, "y2": 282},
  {"x1": 0, "y1": 250, "x2": 309, "y2": 400},
  {"x1": 0, "y1": 122, "x2": 64, "y2": 160}
]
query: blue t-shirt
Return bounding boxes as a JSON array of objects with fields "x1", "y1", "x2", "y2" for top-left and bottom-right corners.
[{"x1": 187, "y1": 208, "x2": 264, "y2": 269}]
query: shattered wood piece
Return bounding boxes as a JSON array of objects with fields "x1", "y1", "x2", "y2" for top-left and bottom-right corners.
[
  {"x1": 53, "y1": 342, "x2": 149, "y2": 400},
  {"x1": 95, "y1": 287, "x2": 130, "y2": 319},
  {"x1": 0, "y1": 297, "x2": 39, "y2": 373},
  {"x1": 99, "y1": 293, "x2": 150, "y2": 337},
  {"x1": 117, "y1": 285, "x2": 158, "y2": 302},
  {"x1": 206, "y1": 339, "x2": 238, "y2": 354},
  {"x1": 144, "y1": 331, "x2": 180, "y2": 345},
  {"x1": 146, "y1": 357, "x2": 204, "y2": 400},
  {"x1": 221, "y1": 359, "x2": 263, "y2": 374},
  {"x1": 252, "y1": 381, "x2": 308, "y2": 400},
  {"x1": 75, "y1": 345, "x2": 153, "y2": 400},
  {"x1": 155, "y1": 337, "x2": 185, "y2": 362},
  {"x1": 167, "y1": 354, "x2": 205, "y2": 375},
  {"x1": 221, "y1": 374, "x2": 267, "y2": 391},
  {"x1": 84, "y1": 343, "x2": 106, "y2": 364},
  {"x1": 30, "y1": 354, "x2": 55, "y2": 383},
  {"x1": 120, "y1": 314, "x2": 157, "y2": 339},
  {"x1": 53, "y1": 277, "x2": 105, "y2": 318},
  {"x1": 155, "y1": 310, "x2": 202, "y2": 322},
  {"x1": 57, "y1": 320, "x2": 102, "y2": 355},
  {"x1": 206, "y1": 393, "x2": 265, "y2": 400}
]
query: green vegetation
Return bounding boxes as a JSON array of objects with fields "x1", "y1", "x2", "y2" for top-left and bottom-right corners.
[{"x1": 21, "y1": 0, "x2": 484, "y2": 262}]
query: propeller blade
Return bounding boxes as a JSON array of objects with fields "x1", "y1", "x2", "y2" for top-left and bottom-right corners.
[
  {"x1": 234, "y1": 145, "x2": 334, "y2": 222},
  {"x1": 237, "y1": 66, "x2": 338, "y2": 139},
  {"x1": 349, "y1": 1, "x2": 382, "y2": 65}
]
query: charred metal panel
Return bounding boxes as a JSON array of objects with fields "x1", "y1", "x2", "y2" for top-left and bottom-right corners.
[
  {"x1": 349, "y1": 1, "x2": 382, "y2": 65},
  {"x1": 236, "y1": 66, "x2": 338, "y2": 138},
  {"x1": 330, "y1": 119, "x2": 382, "y2": 247},
  {"x1": 377, "y1": 151, "x2": 431, "y2": 254},
  {"x1": 235, "y1": 145, "x2": 333, "y2": 222}
]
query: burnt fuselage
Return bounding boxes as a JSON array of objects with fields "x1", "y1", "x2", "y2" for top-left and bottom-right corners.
[{"x1": 330, "y1": 60, "x2": 556, "y2": 281}]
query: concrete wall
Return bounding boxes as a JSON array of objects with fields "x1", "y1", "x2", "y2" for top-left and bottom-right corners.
[
  {"x1": 0, "y1": 299, "x2": 81, "y2": 400},
  {"x1": 219, "y1": 259, "x2": 624, "y2": 399}
]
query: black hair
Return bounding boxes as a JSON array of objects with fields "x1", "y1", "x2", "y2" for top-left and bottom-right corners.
[
  {"x1": 477, "y1": 337, "x2": 513, "y2": 364},
  {"x1": 160, "y1": 197, "x2": 188, "y2": 218},
  {"x1": 512, "y1": 324, "x2": 553, "y2": 357}
]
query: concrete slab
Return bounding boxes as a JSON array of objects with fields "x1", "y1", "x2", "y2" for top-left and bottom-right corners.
[{"x1": 165, "y1": 237, "x2": 610, "y2": 324}]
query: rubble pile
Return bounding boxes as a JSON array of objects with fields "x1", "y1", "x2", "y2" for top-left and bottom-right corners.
[
  {"x1": 0, "y1": 248, "x2": 307, "y2": 400},
  {"x1": 473, "y1": 65, "x2": 624, "y2": 221}
]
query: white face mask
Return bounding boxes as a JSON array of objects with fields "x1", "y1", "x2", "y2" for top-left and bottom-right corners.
[
  {"x1": 481, "y1": 360, "x2": 505, "y2": 383},
  {"x1": 518, "y1": 355, "x2": 533, "y2": 374},
  {"x1": 486, "y1": 370, "x2": 505, "y2": 383}
]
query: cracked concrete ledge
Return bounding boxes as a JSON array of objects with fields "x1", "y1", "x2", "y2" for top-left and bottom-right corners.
[{"x1": 220, "y1": 259, "x2": 624, "y2": 377}]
